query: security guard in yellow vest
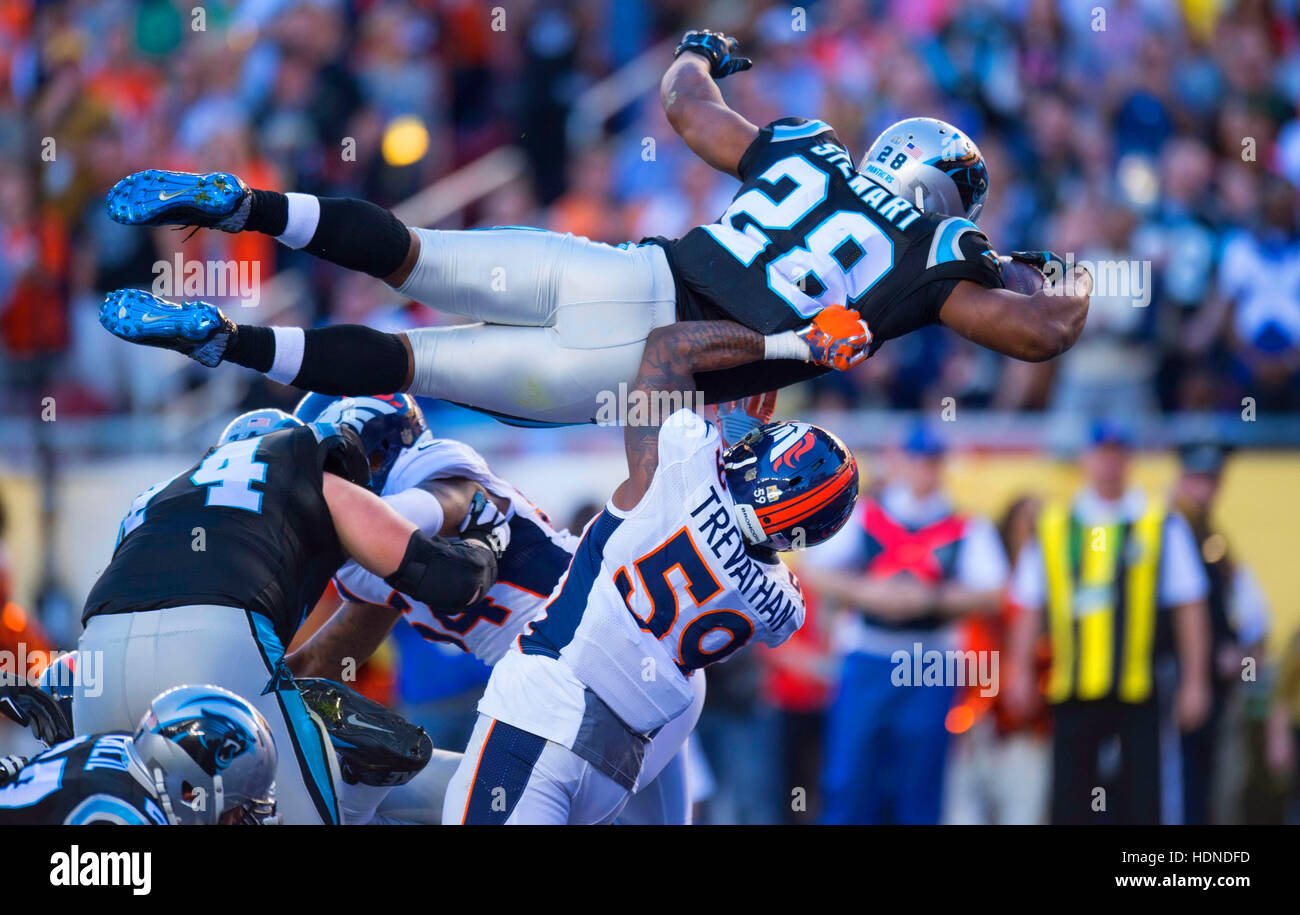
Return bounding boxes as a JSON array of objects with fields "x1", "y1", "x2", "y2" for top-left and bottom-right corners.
[{"x1": 1006, "y1": 421, "x2": 1211, "y2": 824}]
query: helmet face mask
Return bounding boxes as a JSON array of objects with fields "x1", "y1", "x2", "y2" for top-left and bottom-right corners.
[
  {"x1": 721, "y1": 421, "x2": 859, "y2": 552},
  {"x1": 859, "y1": 117, "x2": 989, "y2": 223}
]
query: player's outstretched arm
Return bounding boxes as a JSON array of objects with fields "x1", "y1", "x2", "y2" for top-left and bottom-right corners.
[
  {"x1": 397, "y1": 476, "x2": 510, "y2": 536},
  {"x1": 612, "y1": 311, "x2": 872, "y2": 510},
  {"x1": 285, "y1": 600, "x2": 402, "y2": 680},
  {"x1": 322, "y1": 473, "x2": 499, "y2": 609},
  {"x1": 938, "y1": 267, "x2": 1092, "y2": 362},
  {"x1": 661, "y1": 32, "x2": 759, "y2": 179},
  {"x1": 613, "y1": 321, "x2": 764, "y2": 510}
]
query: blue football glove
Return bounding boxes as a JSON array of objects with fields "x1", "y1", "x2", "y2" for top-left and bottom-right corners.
[
  {"x1": 717, "y1": 392, "x2": 778, "y2": 449},
  {"x1": 674, "y1": 30, "x2": 752, "y2": 80},
  {"x1": 459, "y1": 491, "x2": 511, "y2": 559}
]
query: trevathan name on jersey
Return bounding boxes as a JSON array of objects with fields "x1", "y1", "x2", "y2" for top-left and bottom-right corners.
[{"x1": 484, "y1": 409, "x2": 805, "y2": 741}]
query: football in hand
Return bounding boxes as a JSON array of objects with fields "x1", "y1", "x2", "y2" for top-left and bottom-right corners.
[{"x1": 998, "y1": 256, "x2": 1046, "y2": 295}]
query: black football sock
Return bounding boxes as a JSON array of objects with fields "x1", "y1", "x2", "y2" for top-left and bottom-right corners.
[
  {"x1": 223, "y1": 324, "x2": 409, "y2": 395},
  {"x1": 243, "y1": 192, "x2": 411, "y2": 279},
  {"x1": 242, "y1": 189, "x2": 289, "y2": 237},
  {"x1": 223, "y1": 324, "x2": 275, "y2": 373},
  {"x1": 303, "y1": 197, "x2": 411, "y2": 278}
]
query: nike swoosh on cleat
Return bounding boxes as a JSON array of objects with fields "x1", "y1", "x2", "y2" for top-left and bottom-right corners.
[
  {"x1": 345, "y1": 713, "x2": 389, "y2": 733},
  {"x1": 140, "y1": 314, "x2": 179, "y2": 323},
  {"x1": 158, "y1": 189, "x2": 189, "y2": 201}
]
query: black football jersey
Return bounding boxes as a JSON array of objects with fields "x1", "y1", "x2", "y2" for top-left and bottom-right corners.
[
  {"x1": 0, "y1": 733, "x2": 168, "y2": 825},
  {"x1": 83, "y1": 423, "x2": 353, "y2": 646},
  {"x1": 647, "y1": 117, "x2": 1004, "y2": 401}
]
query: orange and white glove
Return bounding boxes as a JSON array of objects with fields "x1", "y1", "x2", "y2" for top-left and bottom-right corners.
[
  {"x1": 716, "y1": 391, "x2": 777, "y2": 448},
  {"x1": 765, "y1": 305, "x2": 872, "y2": 371}
]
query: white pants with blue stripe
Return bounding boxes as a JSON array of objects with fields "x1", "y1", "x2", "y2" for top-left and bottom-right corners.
[
  {"x1": 398, "y1": 228, "x2": 678, "y2": 425},
  {"x1": 442, "y1": 668, "x2": 706, "y2": 825},
  {"x1": 74, "y1": 605, "x2": 344, "y2": 825}
]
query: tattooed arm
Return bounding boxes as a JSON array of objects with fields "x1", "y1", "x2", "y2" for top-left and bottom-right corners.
[{"x1": 611, "y1": 322, "x2": 765, "y2": 512}]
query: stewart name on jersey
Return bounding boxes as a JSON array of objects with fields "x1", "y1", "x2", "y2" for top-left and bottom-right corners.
[{"x1": 644, "y1": 117, "x2": 1004, "y2": 401}]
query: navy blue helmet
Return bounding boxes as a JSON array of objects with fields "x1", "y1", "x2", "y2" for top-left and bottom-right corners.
[
  {"x1": 722, "y1": 421, "x2": 859, "y2": 551},
  {"x1": 314, "y1": 394, "x2": 428, "y2": 494}
]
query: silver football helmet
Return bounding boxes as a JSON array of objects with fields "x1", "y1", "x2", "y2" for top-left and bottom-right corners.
[
  {"x1": 859, "y1": 117, "x2": 989, "y2": 222},
  {"x1": 217, "y1": 408, "x2": 303, "y2": 446},
  {"x1": 131, "y1": 685, "x2": 278, "y2": 825}
]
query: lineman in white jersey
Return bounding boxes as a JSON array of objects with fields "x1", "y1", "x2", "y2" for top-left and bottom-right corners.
[
  {"x1": 443, "y1": 318, "x2": 863, "y2": 824},
  {"x1": 286, "y1": 395, "x2": 705, "y2": 823}
]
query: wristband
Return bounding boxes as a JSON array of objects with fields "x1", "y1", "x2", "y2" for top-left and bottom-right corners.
[{"x1": 764, "y1": 330, "x2": 811, "y2": 362}]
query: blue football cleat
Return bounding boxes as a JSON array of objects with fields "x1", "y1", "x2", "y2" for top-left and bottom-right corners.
[
  {"x1": 105, "y1": 169, "x2": 249, "y2": 229},
  {"x1": 100, "y1": 289, "x2": 236, "y2": 367}
]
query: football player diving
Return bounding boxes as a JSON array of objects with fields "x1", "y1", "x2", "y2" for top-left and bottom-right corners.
[{"x1": 95, "y1": 29, "x2": 1090, "y2": 427}]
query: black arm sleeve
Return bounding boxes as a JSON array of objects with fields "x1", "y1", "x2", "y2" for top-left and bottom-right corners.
[{"x1": 383, "y1": 531, "x2": 498, "y2": 610}]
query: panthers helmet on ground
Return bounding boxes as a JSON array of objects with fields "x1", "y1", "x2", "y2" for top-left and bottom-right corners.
[
  {"x1": 860, "y1": 117, "x2": 989, "y2": 222},
  {"x1": 315, "y1": 394, "x2": 428, "y2": 493},
  {"x1": 217, "y1": 408, "x2": 303, "y2": 446},
  {"x1": 722, "y1": 421, "x2": 859, "y2": 551},
  {"x1": 131, "y1": 685, "x2": 278, "y2": 825}
]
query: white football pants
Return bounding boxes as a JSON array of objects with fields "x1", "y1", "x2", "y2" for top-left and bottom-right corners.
[
  {"x1": 441, "y1": 667, "x2": 706, "y2": 825},
  {"x1": 397, "y1": 228, "x2": 678, "y2": 425}
]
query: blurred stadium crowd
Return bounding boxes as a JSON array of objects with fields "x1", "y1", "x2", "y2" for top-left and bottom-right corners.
[{"x1": 3, "y1": 0, "x2": 1300, "y2": 824}]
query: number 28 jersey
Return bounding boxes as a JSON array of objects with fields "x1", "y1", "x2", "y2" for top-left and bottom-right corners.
[
  {"x1": 649, "y1": 117, "x2": 1005, "y2": 399},
  {"x1": 492, "y1": 409, "x2": 806, "y2": 735}
]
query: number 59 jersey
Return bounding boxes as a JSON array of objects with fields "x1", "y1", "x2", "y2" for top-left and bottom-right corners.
[
  {"x1": 653, "y1": 117, "x2": 1005, "y2": 401},
  {"x1": 513, "y1": 409, "x2": 806, "y2": 734},
  {"x1": 83, "y1": 424, "x2": 354, "y2": 647}
]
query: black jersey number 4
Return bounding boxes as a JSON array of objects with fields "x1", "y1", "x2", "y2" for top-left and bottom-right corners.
[{"x1": 118, "y1": 437, "x2": 269, "y2": 543}]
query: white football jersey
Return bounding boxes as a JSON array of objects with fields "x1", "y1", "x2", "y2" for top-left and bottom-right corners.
[
  {"x1": 489, "y1": 409, "x2": 806, "y2": 735},
  {"x1": 333, "y1": 433, "x2": 578, "y2": 664}
]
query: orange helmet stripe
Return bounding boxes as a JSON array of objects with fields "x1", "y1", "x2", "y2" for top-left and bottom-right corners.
[{"x1": 759, "y1": 462, "x2": 856, "y2": 531}]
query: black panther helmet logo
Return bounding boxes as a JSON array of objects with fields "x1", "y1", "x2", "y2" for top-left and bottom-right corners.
[{"x1": 157, "y1": 713, "x2": 253, "y2": 776}]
